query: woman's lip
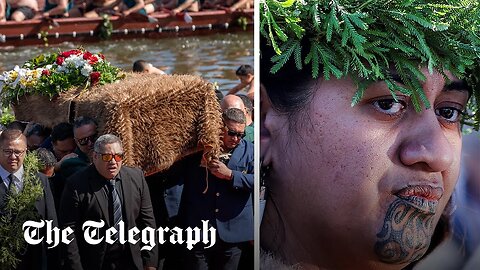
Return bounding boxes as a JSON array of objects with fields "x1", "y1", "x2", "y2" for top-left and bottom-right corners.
[
  {"x1": 395, "y1": 185, "x2": 444, "y2": 200},
  {"x1": 394, "y1": 185, "x2": 444, "y2": 214}
]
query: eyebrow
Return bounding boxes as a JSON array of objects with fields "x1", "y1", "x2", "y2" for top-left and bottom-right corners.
[
  {"x1": 388, "y1": 69, "x2": 472, "y2": 96},
  {"x1": 445, "y1": 80, "x2": 471, "y2": 96}
]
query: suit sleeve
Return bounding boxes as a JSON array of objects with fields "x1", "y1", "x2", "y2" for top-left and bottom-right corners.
[
  {"x1": 59, "y1": 178, "x2": 84, "y2": 270},
  {"x1": 136, "y1": 170, "x2": 159, "y2": 267},
  {"x1": 40, "y1": 174, "x2": 61, "y2": 270},
  {"x1": 231, "y1": 144, "x2": 254, "y2": 191},
  {"x1": 41, "y1": 174, "x2": 58, "y2": 227},
  {"x1": 231, "y1": 167, "x2": 254, "y2": 191}
]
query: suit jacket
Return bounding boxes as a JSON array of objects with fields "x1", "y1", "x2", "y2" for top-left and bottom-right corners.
[
  {"x1": 51, "y1": 148, "x2": 90, "y2": 213},
  {"x1": 0, "y1": 172, "x2": 58, "y2": 270},
  {"x1": 179, "y1": 139, "x2": 254, "y2": 243},
  {"x1": 59, "y1": 165, "x2": 158, "y2": 270}
]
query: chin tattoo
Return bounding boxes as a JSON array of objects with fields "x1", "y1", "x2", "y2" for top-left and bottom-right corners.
[{"x1": 374, "y1": 198, "x2": 436, "y2": 264}]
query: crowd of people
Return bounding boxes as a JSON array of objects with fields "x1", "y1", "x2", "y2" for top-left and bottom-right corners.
[
  {"x1": 0, "y1": 62, "x2": 255, "y2": 270},
  {"x1": 0, "y1": 0, "x2": 253, "y2": 22}
]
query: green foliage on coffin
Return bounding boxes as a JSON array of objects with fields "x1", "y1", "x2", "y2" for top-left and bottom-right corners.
[{"x1": 0, "y1": 49, "x2": 123, "y2": 108}]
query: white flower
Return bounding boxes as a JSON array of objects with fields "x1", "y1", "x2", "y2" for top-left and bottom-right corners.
[
  {"x1": 35, "y1": 68, "x2": 44, "y2": 79},
  {"x1": 93, "y1": 54, "x2": 103, "y2": 62},
  {"x1": 65, "y1": 55, "x2": 87, "y2": 69},
  {"x1": 57, "y1": 65, "x2": 66, "y2": 73},
  {"x1": 0, "y1": 79, "x2": 5, "y2": 93},
  {"x1": 81, "y1": 64, "x2": 93, "y2": 77},
  {"x1": 11, "y1": 65, "x2": 27, "y2": 89}
]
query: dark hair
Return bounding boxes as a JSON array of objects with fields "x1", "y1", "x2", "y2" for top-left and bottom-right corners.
[
  {"x1": 35, "y1": 148, "x2": 57, "y2": 167},
  {"x1": 26, "y1": 123, "x2": 51, "y2": 139},
  {"x1": 0, "y1": 128, "x2": 25, "y2": 145},
  {"x1": 237, "y1": 94, "x2": 253, "y2": 114},
  {"x1": 236, "y1": 65, "x2": 254, "y2": 76},
  {"x1": 261, "y1": 38, "x2": 316, "y2": 116},
  {"x1": 133, "y1": 60, "x2": 148, "y2": 72},
  {"x1": 222, "y1": 108, "x2": 246, "y2": 124},
  {"x1": 73, "y1": 116, "x2": 98, "y2": 130},
  {"x1": 51, "y1": 122, "x2": 74, "y2": 143},
  {"x1": 6, "y1": 121, "x2": 28, "y2": 132}
]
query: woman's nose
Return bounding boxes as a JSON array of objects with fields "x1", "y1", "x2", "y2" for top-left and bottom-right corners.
[{"x1": 398, "y1": 112, "x2": 456, "y2": 172}]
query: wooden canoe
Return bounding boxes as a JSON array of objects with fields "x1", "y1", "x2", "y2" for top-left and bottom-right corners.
[{"x1": 0, "y1": 9, "x2": 253, "y2": 47}]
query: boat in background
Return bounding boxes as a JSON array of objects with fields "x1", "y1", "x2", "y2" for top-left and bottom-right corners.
[{"x1": 0, "y1": 9, "x2": 253, "y2": 48}]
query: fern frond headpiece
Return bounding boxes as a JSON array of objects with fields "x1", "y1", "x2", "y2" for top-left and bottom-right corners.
[{"x1": 261, "y1": 0, "x2": 480, "y2": 129}]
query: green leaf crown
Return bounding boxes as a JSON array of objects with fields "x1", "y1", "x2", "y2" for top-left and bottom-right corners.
[{"x1": 261, "y1": 0, "x2": 480, "y2": 129}]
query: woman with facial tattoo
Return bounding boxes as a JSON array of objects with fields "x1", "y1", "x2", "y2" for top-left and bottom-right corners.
[{"x1": 259, "y1": 1, "x2": 480, "y2": 269}]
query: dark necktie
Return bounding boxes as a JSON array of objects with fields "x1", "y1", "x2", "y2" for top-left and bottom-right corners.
[
  {"x1": 108, "y1": 180, "x2": 123, "y2": 239},
  {"x1": 8, "y1": 174, "x2": 19, "y2": 195}
]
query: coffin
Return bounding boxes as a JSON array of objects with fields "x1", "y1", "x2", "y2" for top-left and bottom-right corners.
[{"x1": 12, "y1": 73, "x2": 223, "y2": 175}]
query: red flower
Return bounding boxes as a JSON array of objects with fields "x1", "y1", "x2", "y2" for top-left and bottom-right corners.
[
  {"x1": 56, "y1": 56, "x2": 64, "y2": 65},
  {"x1": 98, "y1": 53, "x2": 105, "y2": 60},
  {"x1": 61, "y1": 49, "x2": 82, "y2": 58},
  {"x1": 42, "y1": 69, "x2": 50, "y2": 76},
  {"x1": 83, "y1": 51, "x2": 98, "y2": 65},
  {"x1": 90, "y1": 71, "x2": 101, "y2": 85}
]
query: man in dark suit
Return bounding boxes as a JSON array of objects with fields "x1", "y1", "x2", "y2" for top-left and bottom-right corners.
[
  {"x1": 0, "y1": 128, "x2": 58, "y2": 270},
  {"x1": 179, "y1": 108, "x2": 254, "y2": 270},
  {"x1": 60, "y1": 134, "x2": 158, "y2": 270}
]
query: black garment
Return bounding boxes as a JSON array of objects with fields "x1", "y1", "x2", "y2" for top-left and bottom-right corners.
[
  {"x1": 60, "y1": 165, "x2": 157, "y2": 270},
  {"x1": 184, "y1": 238, "x2": 242, "y2": 270},
  {"x1": 146, "y1": 160, "x2": 185, "y2": 270},
  {"x1": 0, "y1": 172, "x2": 59, "y2": 270}
]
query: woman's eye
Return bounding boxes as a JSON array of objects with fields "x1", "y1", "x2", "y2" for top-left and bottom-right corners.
[
  {"x1": 435, "y1": 107, "x2": 462, "y2": 123},
  {"x1": 372, "y1": 99, "x2": 406, "y2": 115}
]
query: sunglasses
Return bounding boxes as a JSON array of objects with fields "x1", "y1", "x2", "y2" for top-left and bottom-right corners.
[
  {"x1": 77, "y1": 133, "x2": 98, "y2": 146},
  {"x1": 97, "y1": 152, "x2": 124, "y2": 162},
  {"x1": 227, "y1": 130, "x2": 245, "y2": 138}
]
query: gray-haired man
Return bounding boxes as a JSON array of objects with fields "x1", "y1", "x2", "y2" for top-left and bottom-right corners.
[{"x1": 60, "y1": 134, "x2": 158, "y2": 270}]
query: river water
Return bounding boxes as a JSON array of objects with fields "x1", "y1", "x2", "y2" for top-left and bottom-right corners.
[{"x1": 0, "y1": 32, "x2": 253, "y2": 95}]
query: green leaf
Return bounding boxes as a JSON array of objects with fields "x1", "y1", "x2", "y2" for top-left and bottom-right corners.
[
  {"x1": 271, "y1": 41, "x2": 297, "y2": 73},
  {"x1": 294, "y1": 41, "x2": 303, "y2": 70},
  {"x1": 271, "y1": 15, "x2": 288, "y2": 42},
  {"x1": 351, "y1": 79, "x2": 370, "y2": 106},
  {"x1": 277, "y1": 0, "x2": 296, "y2": 8}
]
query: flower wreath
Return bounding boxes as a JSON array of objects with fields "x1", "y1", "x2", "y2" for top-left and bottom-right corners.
[
  {"x1": 0, "y1": 48, "x2": 124, "y2": 108},
  {"x1": 0, "y1": 153, "x2": 44, "y2": 270}
]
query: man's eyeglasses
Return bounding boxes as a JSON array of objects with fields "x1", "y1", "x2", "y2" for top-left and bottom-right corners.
[
  {"x1": 97, "y1": 152, "x2": 124, "y2": 162},
  {"x1": 227, "y1": 130, "x2": 245, "y2": 139},
  {"x1": 2, "y1": 149, "x2": 26, "y2": 157},
  {"x1": 77, "y1": 133, "x2": 98, "y2": 146}
]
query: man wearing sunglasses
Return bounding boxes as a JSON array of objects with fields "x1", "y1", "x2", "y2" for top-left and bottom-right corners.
[
  {"x1": 179, "y1": 107, "x2": 254, "y2": 270},
  {"x1": 57, "y1": 116, "x2": 98, "y2": 186},
  {"x1": 220, "y1": 94, "x2": 254, "y2": 143},
  {"x1": 0, "y1": 129, "x2": 58, "y2": 269},
  {"x1": 60, "y1": 134, "x2": 157, "y2": 270}
]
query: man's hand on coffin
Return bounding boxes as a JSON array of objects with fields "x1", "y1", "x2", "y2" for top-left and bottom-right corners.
[{"x1": 208, "y1": 159, "x2": 233, "y2": 181}]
